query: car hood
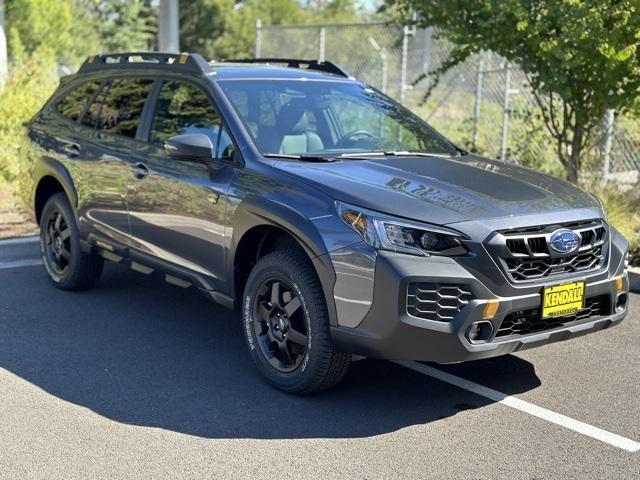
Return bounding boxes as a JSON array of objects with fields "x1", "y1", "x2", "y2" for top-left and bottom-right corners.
[{"x1": 274, "y1": 154, "x2": 601, "y2": 225}]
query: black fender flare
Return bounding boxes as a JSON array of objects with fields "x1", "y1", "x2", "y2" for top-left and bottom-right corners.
[
  {"x1": 229, "y1": 196, "x2": 339, "y2": 325},
  {"x1": 33, "y1": 156, "x2": 79, "y2": 214}
]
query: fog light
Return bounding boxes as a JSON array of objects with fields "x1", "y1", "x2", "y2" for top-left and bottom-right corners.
[
  {"x1": 616, "y1": 293, "x2": 628, "y2": 313},
  {"x1": 483, "y1": 299, "x2": 500, "y2": 319},
  {"x1": 466, "y1": 321, "x2": 494, "y2": 344},
  {"x1": 614, "y1": 276, "x2": 623, "y2": 292}
]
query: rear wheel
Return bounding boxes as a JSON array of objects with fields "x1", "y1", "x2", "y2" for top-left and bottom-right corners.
[
  {"x1": 242, "y1": 248, "x2": 351, "y2": 394},
  {"x1": 40, "y1": 193, "x2": 103, "y2": 290}
]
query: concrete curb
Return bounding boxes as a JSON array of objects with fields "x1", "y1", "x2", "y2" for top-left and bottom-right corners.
[{"x1": 0, "y1": 236, "x2": 41, "y2": 263}]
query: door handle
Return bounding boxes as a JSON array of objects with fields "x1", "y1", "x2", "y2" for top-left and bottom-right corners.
[
  {"x1": 133, "y1": 162, "x2": 149, "y2": 180},
  {"x1": 63, "y1": 143, "x2": 80, "y2": 158}
]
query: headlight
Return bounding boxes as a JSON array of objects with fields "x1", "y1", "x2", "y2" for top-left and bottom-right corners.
[{"x1": 337, "y1": 201, "x2": 469, "y2": 257}]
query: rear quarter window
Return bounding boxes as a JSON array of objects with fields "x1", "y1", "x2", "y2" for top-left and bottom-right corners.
[{"x1": 56, "y1": 81, "x2": 101, "y2": 122}]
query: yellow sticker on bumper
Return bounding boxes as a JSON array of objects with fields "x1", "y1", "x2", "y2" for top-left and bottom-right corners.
[{"x1": 542, "y1": 281, "x2": 585, "y2": 318}]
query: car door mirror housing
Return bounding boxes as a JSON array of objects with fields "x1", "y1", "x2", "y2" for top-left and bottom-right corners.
[{"x1": 164, "y1": 134, "x2": 214, "y2": 162}]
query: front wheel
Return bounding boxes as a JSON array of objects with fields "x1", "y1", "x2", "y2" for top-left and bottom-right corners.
[{"x1": 242, "y1": 248, "x2": 351, "y2": 394}]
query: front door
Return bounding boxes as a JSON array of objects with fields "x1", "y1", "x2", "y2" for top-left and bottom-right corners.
[{"x1": 127, "y1": 79, "x2": 236, "y2": 289}]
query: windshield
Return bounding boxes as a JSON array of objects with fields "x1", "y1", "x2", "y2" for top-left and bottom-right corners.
[{"x1": 219, "y1": 80, "x2": 458, "y2": 157}]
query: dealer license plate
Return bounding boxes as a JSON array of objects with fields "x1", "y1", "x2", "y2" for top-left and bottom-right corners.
[{"x1": 542, "y1": 281, "x2": 585, "y2": 318}]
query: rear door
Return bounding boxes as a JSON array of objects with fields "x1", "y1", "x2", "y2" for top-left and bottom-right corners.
[
  {"x1": 73, "y1": 77, "x2": 155, "y2": 243},
  {"x1": 127, "y1": 79, "x2": 237, "y2": 287}
]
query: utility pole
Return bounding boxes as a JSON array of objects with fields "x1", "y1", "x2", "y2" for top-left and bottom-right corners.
[
  {"x1": 158, "y1": 0, "x2": 180, "y2": 52},
  {"x1": 0, "y1": 0, "x2": 7, "y2": 89}
]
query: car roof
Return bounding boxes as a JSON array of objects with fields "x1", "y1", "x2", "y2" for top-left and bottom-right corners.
[
  {"x1": 73, "y1": 53, "x2": 353, "y2": 83},
  {"x1": 209, "y1": 63, "x2": 352, "y2": 81}
]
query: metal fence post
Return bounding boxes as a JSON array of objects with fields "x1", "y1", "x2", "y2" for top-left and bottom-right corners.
[
  {"x1": 400, "y1": 25, "x2": 410, "y2": 105},
  {"x1": 601, "y1": 108, "x2": 615, "y2": 185},
  {"x1": 368, "y1": 37, "x2": 388, "y2": 94},
  {"x1": 255, "y1": 18, "x2": 262, "y2": 58},
  {"x1": 500, "y1": 63, "x2": 512, "y2": 161},
  {"x1": 472, "y1": 51, "x2": 485, "y2": 151},
  {"x1": 422, "y1": 26, "x2": 432, "y2": 75},
  {"x1": 318, "y1": 26, "x2": 326, "y2": 63}
]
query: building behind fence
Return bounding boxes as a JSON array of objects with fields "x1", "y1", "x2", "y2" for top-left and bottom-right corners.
[{"x1": 256, "y1": 21, "x2": 639, "y2": 185}]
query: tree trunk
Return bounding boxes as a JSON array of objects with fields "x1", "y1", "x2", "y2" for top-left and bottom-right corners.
[{"x1": 567, "y1": 121, "x2": 584, "y2": 184}]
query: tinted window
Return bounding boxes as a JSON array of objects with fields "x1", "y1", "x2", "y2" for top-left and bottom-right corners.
[
  {"x1": 217, "y1": 128, "x2": 236, "y2": 161},
  {"x1": 150, "y1": 81, "x2": 221, "y2": 146},
  {"x1": 96, "y1": 79, "x2": 154, "y2": 138},
  {"x1": 57, "y1": 81, "x2": 100, "y2": 121},
  {"x1": 81, "y1": 82, "x2": 108, "y2": 128}
]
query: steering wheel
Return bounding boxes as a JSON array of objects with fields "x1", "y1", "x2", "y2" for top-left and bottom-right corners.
[{"x1": 335, "y1": 130, "x2": 376, "y2": 148}]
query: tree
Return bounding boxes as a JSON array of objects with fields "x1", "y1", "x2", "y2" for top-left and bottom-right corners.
[
  {"x1": 80, "y1": 0, "x2": 156, "y2": 53},
  {"x1": 180, "y1": 0, "x2": 362, "y2": 60},
  {"x1": 386, "y1": 0, "x2": 640, "y2": 183},
  {"x1": 5, "y1": 0, "x2": 99, "y2": 64},
  {"x1": 179, "y1": 0, "x2": 226, "y2": 58}
]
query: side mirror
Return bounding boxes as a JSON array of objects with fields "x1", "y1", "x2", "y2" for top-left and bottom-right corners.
[{"x1": 164, "y1": 134, "x2": 213, "y2": 162}]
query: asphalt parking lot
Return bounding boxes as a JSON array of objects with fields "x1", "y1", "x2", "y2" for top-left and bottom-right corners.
[{"x1": 0, "y1": 258, "x2": 638, "y2": 479}]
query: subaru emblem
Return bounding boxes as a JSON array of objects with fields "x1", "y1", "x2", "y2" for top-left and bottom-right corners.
[{"x1": 549, "y1": 228, "x2": 580, "y2": 254}]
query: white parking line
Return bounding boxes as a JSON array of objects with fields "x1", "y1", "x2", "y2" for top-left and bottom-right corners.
[{"x1": 396, "y1": 360, "x2": 640, "y2": 453}]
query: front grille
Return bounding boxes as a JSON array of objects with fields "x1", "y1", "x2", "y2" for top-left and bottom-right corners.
[
  {"x1": 504, "y1": 246, "x2": 604, "y2": 281},
  {"x1": 489, "y1": 219, "x2": 608, "y2": 283},
  {"x1": 407, "y1": 283, "x2": 473, "y2": 322},
  {"x1": 495, "y1": 295, "x2": 609, "y2": 338}
]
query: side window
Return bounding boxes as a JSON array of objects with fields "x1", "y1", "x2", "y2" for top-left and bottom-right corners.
[
  {"x1": 56, "y1": 81, "x2": 100, "y2": 122},
  {"x1": 81, "y1": 81, "x2": 108, "y2": 128},
  {"x1": 217, "y1": 128, "x2": 236, "y2": 161},
  {"x1": 96, "y1": 79, "x2": 154, "y2": 138},
  {"x1": 150, "y1": 81, "x2": 221, "y2": 147}
]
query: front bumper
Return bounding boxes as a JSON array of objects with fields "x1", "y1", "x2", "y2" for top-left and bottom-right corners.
[{"x1": 330, "y1": 249, "x2": 630, "y2": 364}]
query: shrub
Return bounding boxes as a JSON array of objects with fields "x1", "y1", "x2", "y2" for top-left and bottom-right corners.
[
  {"x1": 592, "y1": 185, "x2": 640, "y2": 267},
  {"x1": 0, "y1": 50, "x2": 58, "y2": 207}
]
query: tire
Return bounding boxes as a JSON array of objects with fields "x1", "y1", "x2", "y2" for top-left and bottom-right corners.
[
  {"x1": 40, "y1": 193, "x2": 104, "y2": 291},
  {"x1": 242, "y1": 248, "x2": 351, "y2": 394}
]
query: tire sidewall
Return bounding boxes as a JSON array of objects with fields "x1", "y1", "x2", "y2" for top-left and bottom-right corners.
[{"x1": 243, "y1": 254, "x2": 325, "y2": 392}]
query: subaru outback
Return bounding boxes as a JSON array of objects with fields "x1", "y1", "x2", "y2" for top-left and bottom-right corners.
[{"x1": 27, "y1": 52, "x2": 630, "y2": 393}]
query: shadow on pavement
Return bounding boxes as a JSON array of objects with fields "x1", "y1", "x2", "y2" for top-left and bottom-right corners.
[{"x1": 0, "y1": 264, "x2": 541, "y2": 439}]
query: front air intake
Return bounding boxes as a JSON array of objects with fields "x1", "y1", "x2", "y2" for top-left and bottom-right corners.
[{"x1": 407, "y1": 283, "x2": 473, "y2": 322}]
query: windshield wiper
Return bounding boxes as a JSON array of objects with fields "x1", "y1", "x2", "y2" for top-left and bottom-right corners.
[
  {"x1": 263, "y1": 153, "x2": 336, "y2": 162},
  {"x1": 339, "y1": 151, "x2": 453, "y2": 159}
]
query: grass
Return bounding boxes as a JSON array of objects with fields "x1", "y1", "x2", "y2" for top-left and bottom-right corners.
[{"x1": 592, "y1": 186, "x2": 640, "y2": 266}]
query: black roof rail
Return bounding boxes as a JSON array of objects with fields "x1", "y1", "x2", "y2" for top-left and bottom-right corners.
[
  {"x1": 78, "y1": 52, "x2": 212, "y2": 75},
  {"x1": 221, "y1": 58, "x2": 350, "y2": 78}
]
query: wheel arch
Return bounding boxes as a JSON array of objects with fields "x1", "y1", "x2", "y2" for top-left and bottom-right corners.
[
  {"x1": 33, "y1": 158, "x2": 78, "y2": 224},
  {"x1": 229, "y1": 197, "x2": 339, "y2": 325}
]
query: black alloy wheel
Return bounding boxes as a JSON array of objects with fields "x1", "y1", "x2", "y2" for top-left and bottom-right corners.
[
  {"x1": 43, "y1": 209, "x2": 72, "y2": 276},
  {"x1": 39, "y1": 193, "x2": 103, "y2": 291},
  {"x1": 253, "y1": 278, "x2": 309, "y2": 372}
]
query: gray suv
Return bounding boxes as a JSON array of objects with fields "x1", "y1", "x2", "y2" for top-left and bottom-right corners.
[{"x1": 28, "y1": 52, "x2": 630, "y2": 393}]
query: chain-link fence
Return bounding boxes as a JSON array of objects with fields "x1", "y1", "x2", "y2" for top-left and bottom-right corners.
[{"x1": 256, "y1": 21, "x2": 639, "y2": 185}]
